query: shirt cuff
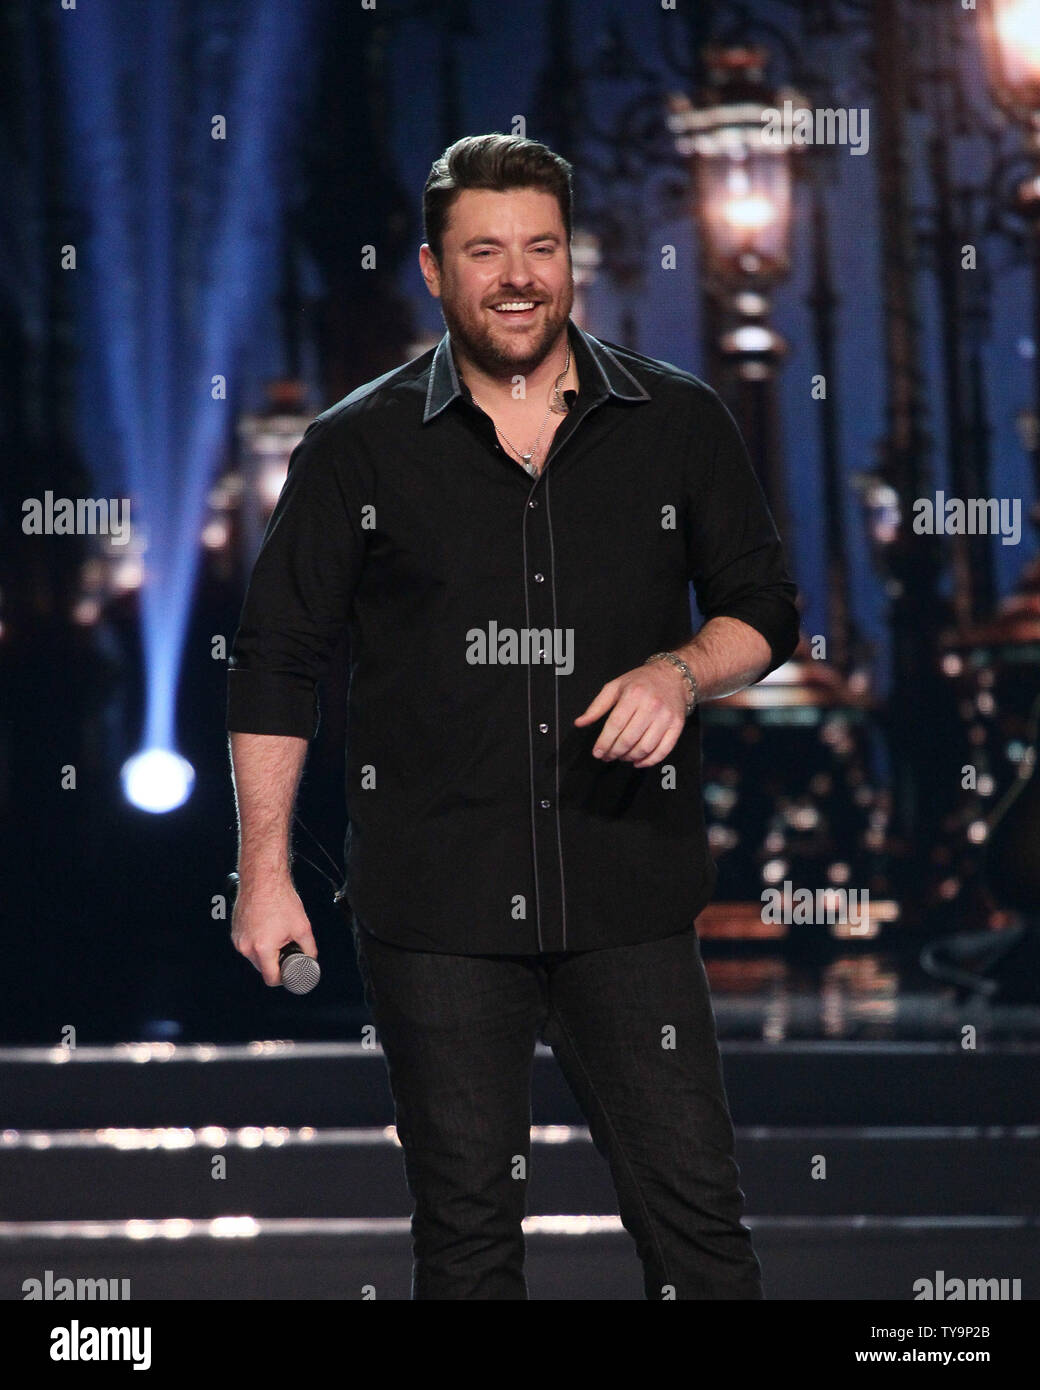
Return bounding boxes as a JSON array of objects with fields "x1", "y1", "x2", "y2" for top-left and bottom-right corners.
[
  {"x1": 226, "y1": 668, "x2": 318, "y2": 740},
  {"x1": 707, "y1": 594, "x2": 801, "y2": 678}
]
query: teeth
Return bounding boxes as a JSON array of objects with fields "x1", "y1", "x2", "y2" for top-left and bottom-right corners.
[{"x1": 494, "y1": 302, "x2": 536, "y2": 311}]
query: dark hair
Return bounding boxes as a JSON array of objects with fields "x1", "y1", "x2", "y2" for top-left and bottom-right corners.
[{"x1": 422, "y1": 133, "x2": 573, "y2": 264}]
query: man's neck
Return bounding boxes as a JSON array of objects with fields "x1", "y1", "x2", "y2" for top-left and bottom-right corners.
[{"x1": 455, "y1": 327, "x2": 575, "y2": 412}]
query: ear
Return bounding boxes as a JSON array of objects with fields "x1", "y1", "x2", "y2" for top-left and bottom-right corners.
[{"x1": 419, "y1": 244, "x2": 442, "y2": 298}]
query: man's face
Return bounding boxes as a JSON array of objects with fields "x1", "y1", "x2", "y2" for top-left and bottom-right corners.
[{"x1": 420, "y1": 187, "x2": 573, "y2": 380}]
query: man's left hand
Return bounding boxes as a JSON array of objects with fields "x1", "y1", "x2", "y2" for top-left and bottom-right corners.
[{"x1": 573, "y1": 662, "x2": 690, "y2": 768}]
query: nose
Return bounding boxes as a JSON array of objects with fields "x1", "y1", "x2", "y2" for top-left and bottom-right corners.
[{"x1": 500, "y1": 249, "x2": 537, "y2": 289}]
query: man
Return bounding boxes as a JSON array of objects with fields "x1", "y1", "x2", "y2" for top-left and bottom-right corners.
[{"x1": 227, "y1": 133, "x2": 800, "y2": 1300}]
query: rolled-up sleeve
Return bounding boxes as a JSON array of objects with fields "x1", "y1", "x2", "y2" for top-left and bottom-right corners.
[
  {"x1": 684, "y1": 387, "x2": 800, "y2": 677},
  {"x1": 226, "y1": 414, "x2": 366, "y2": 739}
]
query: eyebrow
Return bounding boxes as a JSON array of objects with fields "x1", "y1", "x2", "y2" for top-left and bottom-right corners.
[{"x1": 459, "y1": 232, "x2": 563, "y2": 250}]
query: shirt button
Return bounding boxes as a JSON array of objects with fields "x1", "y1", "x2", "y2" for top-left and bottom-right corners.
[
  {"x1": 538, "y1": 723, "x2": 549, "y2": 734},
  {"x1": 533, "y1": 573, "x2": 545, "y2": 583},
  {"x1": 528, "y1": 498, "x2": 539, "y2": 508},
  {"x1": 540, "y1": 798, "x2": 552, "y2": 810}
]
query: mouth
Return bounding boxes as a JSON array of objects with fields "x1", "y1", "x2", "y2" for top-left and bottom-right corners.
[{"x1": 489, "y1": 300, "x2": 542, "y2": 322}]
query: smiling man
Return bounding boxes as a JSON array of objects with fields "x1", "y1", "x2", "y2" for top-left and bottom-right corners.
[{"x1": 227, "y1": 133, "x2": 800, "y2": 1300}]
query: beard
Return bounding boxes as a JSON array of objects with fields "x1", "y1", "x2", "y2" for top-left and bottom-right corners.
[{"x1": 439, "y1": 278, "x2": 574, "y2": 381}]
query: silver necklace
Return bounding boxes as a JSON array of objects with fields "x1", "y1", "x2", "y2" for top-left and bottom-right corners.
[{"x1": 474, "y1": 342, "x2": 573, "y2": 478}]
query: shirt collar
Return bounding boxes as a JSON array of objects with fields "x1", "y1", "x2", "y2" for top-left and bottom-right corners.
[{"x1": 422, "y1": 317, "x2": 651, "y2": 424}]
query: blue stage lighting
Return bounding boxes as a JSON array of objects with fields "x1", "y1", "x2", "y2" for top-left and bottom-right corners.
[{"x1": 59, "y1": 0, "x2": 317, "y2": 815}]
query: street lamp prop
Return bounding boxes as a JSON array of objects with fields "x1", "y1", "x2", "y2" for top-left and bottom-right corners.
[
  {"x1": 957, "y1": 0, "x2": 1040, "y2": 704},
  {"x1": 667, "y1": 47, "x2": 798, "y2": 533},
  {"x1": 692, "y1": 93, "x2": 793, "y2": 297},
  {"x1": 979, "y1": 0, "x2": 1040, "y2": 559},
  {"x1": 667, "y1": 47, "x2": 894, "y2": 942},
  {"x1": 934, "y1": 0, "x2": 1040, "y2": 943},
  {"x1": 980, "y1": 0, "x2": 1040, "y2": 126}
]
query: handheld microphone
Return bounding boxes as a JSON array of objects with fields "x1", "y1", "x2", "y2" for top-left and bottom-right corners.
[{"x1": 278, "y1": 942, "x2": 321, "y2": 995}]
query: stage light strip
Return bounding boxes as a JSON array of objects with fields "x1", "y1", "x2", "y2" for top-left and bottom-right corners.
[
  {"x1": 0, "y1": 1215, "x2": 1032, "y2": 1242},
  {"x1": 3, "y1": 1038, "x2": 1038, "y2": 1065},
  {"x1": 0, "y1": 1125, "x2": 596, "y2": 1151}
]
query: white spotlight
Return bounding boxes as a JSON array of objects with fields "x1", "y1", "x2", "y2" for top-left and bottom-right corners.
[{"x1": 121, "y1": 748, "x2": 195, "y2": 813}]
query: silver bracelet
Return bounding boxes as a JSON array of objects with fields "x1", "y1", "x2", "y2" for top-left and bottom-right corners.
[{"x1": 644, "y1": 651, "x2": 699, "y2": 718}]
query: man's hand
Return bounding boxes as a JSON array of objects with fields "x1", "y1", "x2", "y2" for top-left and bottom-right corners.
[
  {"x1": 573, "y1": 661, "x2": 689, "y2": 768},
  {"x1": 231, "y1": 879, "x2": 317, "y2": 987}
]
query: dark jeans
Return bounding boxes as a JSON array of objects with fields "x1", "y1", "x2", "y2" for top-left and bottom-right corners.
[{"x1": 352, "y1": 921, "x2": 762, "y2": 1301}]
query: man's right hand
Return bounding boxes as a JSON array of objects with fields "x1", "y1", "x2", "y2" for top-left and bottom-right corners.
[{"x1": 231, "y1": 879, "x2": 318, "y2": 987}]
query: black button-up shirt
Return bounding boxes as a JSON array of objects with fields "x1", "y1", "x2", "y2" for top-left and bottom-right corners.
[{"x1": 226, "y1": 319, "x2": 800, "y2": 954}]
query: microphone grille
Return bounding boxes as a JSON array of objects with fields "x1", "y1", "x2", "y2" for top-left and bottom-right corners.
[{"x1": 281, "y1": 953, "x2": 321, "y2": 995}]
